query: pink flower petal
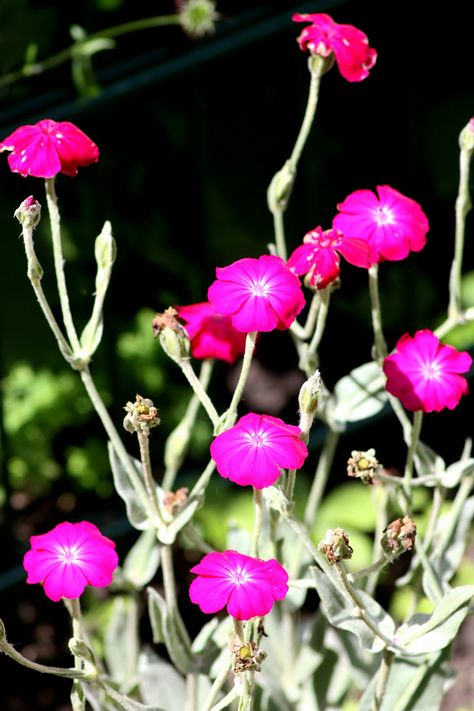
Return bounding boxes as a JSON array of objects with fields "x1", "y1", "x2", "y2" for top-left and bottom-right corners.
[
  {"x1": 292, "y1": 13, "x2": 376, "y2": 83},
  {"x1": 383, "y1": 330, "x2": 471, "y2": 412},
  {"x1": 177, "y1": 302, "x2": 246, "y2": 363},
  {"x1": 23, "y1": 521, "x2": 118, "y2": 601},
  {"x1": 189, "y1": 550, "x2": 288, "y2": 621},
  {"x1": 334, "y1": 186, "x2": 429, "y2": 263},
  {"x1": 210, "y1": 413, "x2": 308, "y2": 489},
  {"x1": 208, "y1": 256, "x2": 305, "y2": 333},
  {"x1": 0, "y1": 119, "x2": 98, "y2": 178}
]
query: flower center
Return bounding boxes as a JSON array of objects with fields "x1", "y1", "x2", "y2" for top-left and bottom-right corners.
[
  {"x1": 250, "y1": 279, "x2": 270, "y2": 297},
  {"x1": 58, "y1": 544, "x2": 80, "y2": 565},
  {"x1": 229, "y1": 566, "x2": 250, "y2": 586},
  {"x1": 422, "y1": 361, "x2": 441, "y2": 381},
  {"x1": 248, "y1": 431, "x2": 266, "y2": 447},
  {"x1": 373, "y1": 206, "x2": 395, "y2": 226}
]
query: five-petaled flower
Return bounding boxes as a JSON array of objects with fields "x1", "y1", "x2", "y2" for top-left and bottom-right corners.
[
  {"x1": 210, "y1": 413, "x2": 308, "y2": 488},
  {"x1": 333, "y1": 185, "x2": 429, "y2": 263},
  {"x1": 292, "y1": 13, "x2": 377, "y2": 82},
  {"x1": 383, "y1": 330, "x2": 472, "y2": 412},
  {"x1": 177, "y1": 301, "x2": 247, "y2": 363},
  {"x1": 189, "y1": 550, "x2": 289, "y2": 620},
  {"x1": 208, "y1": 255, "x2": 305, "y2": 333},
  {"x1": 287, "y1": 225, "x2": 376, "y2": 289},
  {"x1": 23, "y1": 521, "x2": 119, "y2": 601},
  {"x1": 0, "y1": 119, "x2": 99, "y2": 178}
]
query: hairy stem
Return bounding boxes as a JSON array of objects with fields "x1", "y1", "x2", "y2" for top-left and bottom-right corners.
[
  {"x1": 448, "y1": 146, "x2": 473, "y2": 319},
  {"x1": 44, "y1": 178, "x2": 81, "y2": 354},
  {"x1": 403, "y1": 410, "x2": 423, "y2": 502},
  {"x1": 251, "y1": 488, "x2": 264, "y2": 558},
  {"x1": 372, "y1": 649, "x2": 395, "y2": 711},
  {"x1": 21, "y1": 221, "x2": 74, "y2": 362},
  {"x1": 180, "y1": 359, "x2": 220, "y2": 427},
  {"x1": 368, "y1": 264, "x2": 387, "y2": 362}
]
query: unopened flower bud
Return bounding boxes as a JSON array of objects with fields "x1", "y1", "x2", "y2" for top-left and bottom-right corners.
[
  {"x1": 267, "y1": 160, "x2": 295, "y2": 212},
  {"x1": 164, "y1": 421, "x2": 192, "y2": 470},
  {"x1": 232, "y1": 639, "x2": 266, "y2": 673},
  {"x1": 459, "y1": 118, "x2": 474, "y2": 154},
  {"x1": 68, "y1": 637, "x2": 94, "y2": 663},
  {"x1": 123, "y1": 394, "x2": 160, "y2": 433},
  {"x1": 381, "y1": 516, "x2": 416, "y2": 557},
  {"x1": 178, "y1": 0, "x2": 218, "y2": 38},
  {"x1": 152, "y1": 307, "x2": 190, "y2": 364},
  {"x1": 298, "y1": 369, "x2": 322, "y2": 438},
  {"x1": 299, "y1": 369, "x2": 322, "y2": 417},
  {"x1": 14, "y1": 196, "x2": 41, "y2": 228},
  {"x1": 347, "y1": 448, "x2": 380, "y2": 485},
  {"x1": 319, "y1": 528, "x2": 353, "y2": 565},
  {"x1": 94, "y1": 220, "x2": 116, "y2": 270}
]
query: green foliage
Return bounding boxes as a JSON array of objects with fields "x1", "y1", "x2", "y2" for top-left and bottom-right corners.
[{"x1": 2, "y1": 362, "x2": 92, "y2": 492}]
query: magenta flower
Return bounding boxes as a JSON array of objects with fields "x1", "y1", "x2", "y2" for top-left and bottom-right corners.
[
  {"x1": 189, "y1": 550, "x2": 288, "y2": 620},
  {"x1": 177, "y1": 301, "x2": 246, "y2": 364},
  {"x1": 0, "y1": 119, "x2": 99, "y2": 178},
  {"x1": 333, "y1": 185, "x2": 429, "y2": 263},
  {"x1": 210, "y1": 413, "x2": 308, "y2": 489},
  {"x1": 208, "y1": 255, "x2": 305, "y2": 333},
  {"x1": 23, "y1": 521, "x2": 119, "y2": 601},
  {"x1": 383, "y1": 330, "x2": 472, "y2": 413},
  {"x1": 292, "y1": 13, "x2": 377, "y2": 82},
  {"x1": 287, "y1": 225, "x2": 376, "y2": 289}
]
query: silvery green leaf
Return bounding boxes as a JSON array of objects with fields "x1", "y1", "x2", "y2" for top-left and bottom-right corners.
[
  {"x1": 104, "y1": 596, "x2": 139, "y2": 690},
  {"x1": 123, "y1": 528, "x2": 160, "y2": 589},
  {"x1": 426, "y1": 497, "x2": 474, "y2": 590},
  {"x1": 108, "y1": 442, "x2": 150, "y2": 531},
  {"x1": 157, "y1": 497, "x2": 201, "y2": 545},
  {"x1": 292, "y1": 645, "x2": 321, "y2": 688},
  {"x1": 80, "y1": 316, "x2": 104, "y2": 358},
  {"x1": 358, "y1": 649, "x2": 452, "y2": 711},
  {"x1": 146, "y1": 587, "x2": 192, "y2": 674},
  {"x1": 147, "y1": 587, "x2": 165, "y2": 645},
  {"x1": 332, "y1": 362, "x2": 387, "y2": 426},
  {"x1": 413, "y1": 441, "x2": 445, "y2": 480},
  {"x1": 262, "y1": 485, "x2": 293, "y2": 516},
  {"x1": 397, "y1": 585, "x2": 474, "y2": 654},
  {"x1": 440, "y1": 458, "x2": 474, "y2": 488},
  {"x1": 102, "y1": 682, "x2": 164, "y2": 711},
  {"x1": 138, "y1": 647, "x2": 185, "y2": 711},
  {"x1": 191, "y1": 617, "x2": 219, "y2": 654},
  {"x1": 310, "y1": 566, "x2": 395, "y2": 653}
]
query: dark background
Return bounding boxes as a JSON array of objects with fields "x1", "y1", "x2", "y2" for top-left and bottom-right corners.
[{"x1": 0, "y1": 1, "x2": 473, "y2": 708}]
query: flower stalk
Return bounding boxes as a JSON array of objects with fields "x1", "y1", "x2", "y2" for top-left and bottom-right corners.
[
  {"x1": 267, "y1": 54, "x2": 325, "y2": 259},
  {"x1": 448, "y1": 131, "x2": 473, "y2": 320}
]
